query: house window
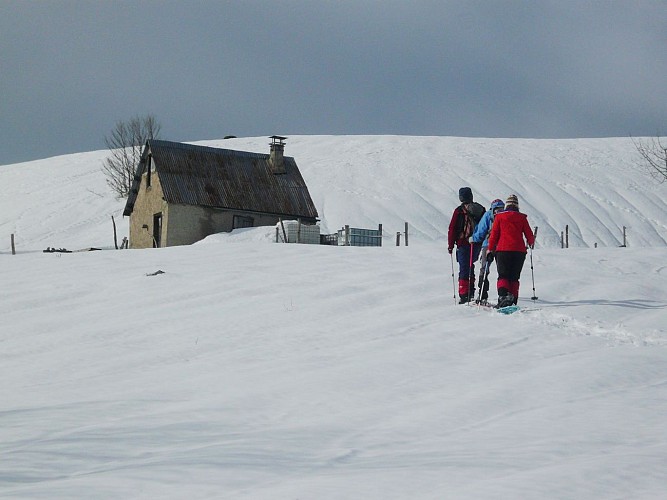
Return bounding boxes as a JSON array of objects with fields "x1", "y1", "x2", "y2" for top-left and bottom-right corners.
[
  {"x1": 233, "y1": 215, "x2": 254, "y2": 229},
  {"x1": 153, "y1": 212, "x2": 162, "y2": 247}
]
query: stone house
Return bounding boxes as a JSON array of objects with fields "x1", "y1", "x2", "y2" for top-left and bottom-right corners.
[{"x1": 123, "y1": 137, "x2": 319, "y2": 248}]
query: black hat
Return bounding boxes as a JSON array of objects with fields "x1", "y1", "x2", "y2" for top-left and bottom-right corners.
[{"x1": 459, "y1": 187, "x2": 473, "y2": 203}]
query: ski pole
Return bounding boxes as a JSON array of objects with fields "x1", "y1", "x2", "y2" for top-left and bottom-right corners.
[
  {"x1": 530, "y1": 226, "x2": 538, "y2": 301},
  {"x1": 450, "y1": 251, "x2": 457, "y2": 305},
  {"x1": 468, "y1": 243, "x2": 475, "y2": 303}
]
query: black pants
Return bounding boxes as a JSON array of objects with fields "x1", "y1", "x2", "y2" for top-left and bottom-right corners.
[
  {"x1": 495, "y1": 251, "x2": 526, "y2": 301},
  {"x1": 495, "y1": 251, "x2": 526, "y2": 281}
]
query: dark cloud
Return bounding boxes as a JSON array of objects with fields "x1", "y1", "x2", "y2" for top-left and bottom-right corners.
[{"x1": 1, "y1": 1, "x2": 666, "y2": 164}]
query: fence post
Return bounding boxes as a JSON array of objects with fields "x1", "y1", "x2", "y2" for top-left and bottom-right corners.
[
  {"x1": 561, "y1": 231, "x2": 564, "y2": 249},
  {"x1": 297, "y1": 218, "x2": 302, "y2": 244},
  {"x1": 279, "y1": 218, "x2": 288, "y2": 243},
  {"x1": 565, "y1": 225, "x2": 569, "y2": 248},
  {"x1": 396, "y1": 232, "x2": 401, "y2": 246},
  {"x1": 112, "y1": 215, "x2": 118, "y2": 250},
  {"x1": 11, "y1": 234, "x2": 16, "y2": 255},
  {"x1": 622, "y1": 226, "x2": 627, "y2": 247},
  {"x1": 378, "y1": 224, "x2": 383, "y2": 246},
  {"x1": 404, "y1": 222, "x2": 409, "y2": 247}
]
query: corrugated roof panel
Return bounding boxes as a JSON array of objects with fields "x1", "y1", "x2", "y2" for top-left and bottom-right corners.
[{"x1": 123, "y1": 140, "x2": 318, "y2": 220}]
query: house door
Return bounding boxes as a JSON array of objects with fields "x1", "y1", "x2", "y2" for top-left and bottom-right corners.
[{"x1": 153, "y1": 213, "x2": 162, "y2": 248}]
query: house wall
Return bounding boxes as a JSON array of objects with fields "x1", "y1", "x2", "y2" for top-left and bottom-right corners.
[
  {"x1": 164, "y1": 204, "x2": 283, "y2": 246},
  {"x1": 128, "y1": 171, "x2": 168, "y2": 249},
  {"x1": 165, "y1": 204, "x2": 228, "y2": 246},
  {"x1": 129, "y1": 170, "x2": 305, "y2": 249}
]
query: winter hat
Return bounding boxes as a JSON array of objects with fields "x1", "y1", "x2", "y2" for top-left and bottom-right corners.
[
  {"x1": 490, "y1": 198, "x2": 505, "y2": 211},
  {"x1": 459, "y1": 187, "x2": 473, "y2": 203},
  {"x1": 505, "y1": 194, "x2": 519, "y2": 208}
]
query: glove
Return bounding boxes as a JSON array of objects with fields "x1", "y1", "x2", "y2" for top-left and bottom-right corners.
[
  {"x1": 448, "y1": 247, "x2": 453, "y2": 254},
  {"x1": 468, "y1": 236, "x2": 474, "y2": 243},
  {"x1": 486, "y1": 251, "x2": 494, "y2": 263}
]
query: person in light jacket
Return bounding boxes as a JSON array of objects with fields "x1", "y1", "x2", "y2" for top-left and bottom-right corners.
[
  {"x1": 487, "y1": 194, "x2": 535, "y2": 308},
  {"x1": 470, "y1": 198, "x2": 505, "y2": 304}
]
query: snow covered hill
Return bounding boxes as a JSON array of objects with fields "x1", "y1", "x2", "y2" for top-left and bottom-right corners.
[
  {"x1": 1, "y1": 136, "x2": 666, "y2": 499},
  {"x1": 2, "y1": 135, "x2": 666, "y2": 253}
]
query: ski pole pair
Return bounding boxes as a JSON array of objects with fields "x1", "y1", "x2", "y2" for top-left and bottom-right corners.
[{"x1": 475, "y1": 252, "x2": 492, "y2": 307}]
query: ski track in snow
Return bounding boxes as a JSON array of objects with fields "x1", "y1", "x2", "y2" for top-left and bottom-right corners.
[{"x1": 511, "y1": 307, "x2": 667, "y2": 347}]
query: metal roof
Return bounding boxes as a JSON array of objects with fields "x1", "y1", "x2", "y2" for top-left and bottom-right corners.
[{"x1": 123, "y1": 140, "x2": 319, "y2": 220}]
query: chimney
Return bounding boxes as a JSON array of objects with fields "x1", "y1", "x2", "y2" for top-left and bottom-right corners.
[{"x1": 269, "y1": 135, "x2": 287, "y2": 174}]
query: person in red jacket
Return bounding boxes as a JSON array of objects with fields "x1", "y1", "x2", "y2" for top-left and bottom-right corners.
[{"x1": 487, "y1": 194, "x2": 535, "y2": 308}]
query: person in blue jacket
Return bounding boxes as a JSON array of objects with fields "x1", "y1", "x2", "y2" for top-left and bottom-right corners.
[{"x1": 470, "y1": 198, "x2": 505, "y2": 304}]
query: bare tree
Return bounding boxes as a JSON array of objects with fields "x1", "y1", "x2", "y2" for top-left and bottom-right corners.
[
  {"x1": 632, "y1": 134, "x2": 667, "y2": 183},
  {"x1": 103, "y1": 114, "x2": 161, "y2": 197}
]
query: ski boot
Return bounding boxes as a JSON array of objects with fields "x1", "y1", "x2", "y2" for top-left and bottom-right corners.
[{"x1": 496, "y1": 293, "x2": 515, "y2": 309}]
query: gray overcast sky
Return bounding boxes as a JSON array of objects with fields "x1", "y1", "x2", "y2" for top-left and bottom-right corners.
[{"x1": 1, "y1": 0, "x2": 666, "y2": 165}]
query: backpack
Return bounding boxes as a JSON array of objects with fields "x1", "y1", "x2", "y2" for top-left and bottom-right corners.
[{"x1": 457, "y1": 202, "x2": 485, "y2": 240}]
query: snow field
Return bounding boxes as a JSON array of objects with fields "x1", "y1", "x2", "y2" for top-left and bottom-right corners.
[{"x1": 1, "y1": 135, "x2": 666, "y2": 498}]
